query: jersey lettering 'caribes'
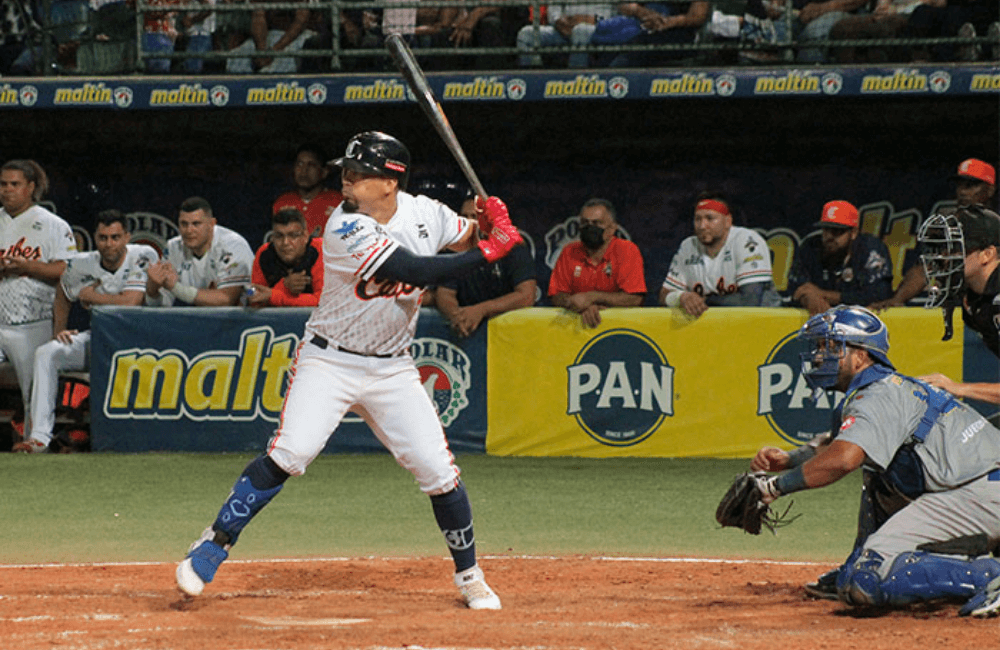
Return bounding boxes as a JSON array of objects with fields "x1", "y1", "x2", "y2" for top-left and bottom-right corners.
[{"x1": 306, "y1": 192, "x2": 471, "y2": 357}]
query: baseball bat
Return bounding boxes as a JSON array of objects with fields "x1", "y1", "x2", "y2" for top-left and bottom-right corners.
[{"x1": 385, "y1": 33, "x2": 488, "y2": 201}]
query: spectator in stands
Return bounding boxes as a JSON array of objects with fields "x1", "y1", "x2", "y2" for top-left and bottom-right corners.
[
  {"x1": 904, "y1": 0, "x2": 998, "y2": 62},
  {"x1": 516, "y1": 1, "x2": 615, "y2": 68},
  {"x1": 448, "y1": 3, "x2": 528, "y2": 69},
  {"x1": 596, "y1": 1, "x2": 709, "y2": 67},
  {"x1": 660, "y1": 192, "x2": 781, "y2": 318},
  {"x1": 828, "y1": 0, "x2": 933, "y2": 63},
  {"x1": 787, "y1": 200, "x2": 893, "y2": 315},
  {"x1": 142, "y1": 0, "x2": 215, "y2": 73},
  {"x1": 0, "y1": 160, "x2": 76, "y2": 442},
  {"x1": 247, "y1": 208, "x2": 323, "y2": 307},
  {"x1": 0, "y1": 0, "x2": 34, "y2": 75},
  {"x1": 14, "y1": 210, "x2": 157, "y2": 454},
  {"x1": 434, "y1": 194, "x2": 536, "y2": 337},
  {"x1": 953, "y1": 157, "x2": 997, "y2": 208},
  {"x1": 869, "y1": 158, "x2": 996, "y2": 311},
  {"x1": 272, "y1": 144, "x2": 343, "y2": 238},
  {"x1": 548, "y1": 198, "x2": 645, "y2": 328},
  {"x1": 226, "y1": 0, "x2": 314, "y2": 73},
  {"x1": 793, "y1": 0, "x2": 871, "y2": 63},
  {"x1": 144, "y1": 196, "x2": 254, "y2": 307}
]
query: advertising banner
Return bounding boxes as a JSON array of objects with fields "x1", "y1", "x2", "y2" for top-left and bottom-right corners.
[
  {"x1": 89, "y1": 306, "x2": 487, "y2": 453},
  {"x1": 0, "y1": 65, "x2": 995, "y2": 111},
  {"x1": 486, "y1": 307, "x2": 963, "y2": 458}
]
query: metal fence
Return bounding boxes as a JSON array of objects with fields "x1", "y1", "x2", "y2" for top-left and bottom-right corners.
[{"x1": 14, "y1": 0, "x2": 1000, "y2": 76}]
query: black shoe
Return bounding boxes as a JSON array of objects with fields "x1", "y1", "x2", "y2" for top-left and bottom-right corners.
[{"x1": 804, "y1": 567, "x2": 840, "y2": 600}]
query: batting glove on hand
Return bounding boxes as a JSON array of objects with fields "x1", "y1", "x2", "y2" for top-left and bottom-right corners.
[
  {"x1": 477, "y1": 201, "x2": 522, "y2": 263},
  {"x1": 475, "y1": 196, "x2": 505, "y2": 234}
]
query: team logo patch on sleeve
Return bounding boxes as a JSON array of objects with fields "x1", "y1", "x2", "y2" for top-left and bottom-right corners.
[{"x1": 840, "y1": 416, "x2": 856, "y2": 432}]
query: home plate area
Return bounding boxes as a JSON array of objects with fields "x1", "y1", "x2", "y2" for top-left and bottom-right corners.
[{"x1": 0, "y1": 556, "x2": 995, "y2": 649}]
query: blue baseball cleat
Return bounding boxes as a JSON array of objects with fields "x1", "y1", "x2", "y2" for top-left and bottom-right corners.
[{"x1": 175, "y1": 528, "x2": 229, "y2": 597}]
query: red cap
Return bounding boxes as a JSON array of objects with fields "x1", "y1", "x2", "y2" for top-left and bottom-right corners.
[
  {"x1": 953, "y1": 158, "x2": 996, "y2": 186},
  {"x1": 815, "y1": 200, "x2": 859, "y2": 230}
]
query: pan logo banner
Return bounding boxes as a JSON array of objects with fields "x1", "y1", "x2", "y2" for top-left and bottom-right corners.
[
  {"x1": 757, "y1": 331, "x2": 841, "y2": 445},
  {"x1": 566, "y1": 329, "x2": 673, "y2": 447}
]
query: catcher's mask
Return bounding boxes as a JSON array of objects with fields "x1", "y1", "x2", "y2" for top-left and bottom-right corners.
[
  {"x1": 917, "y1": 211, "x2": 966, "y2": 309},
  {"x1": 797, "y1": 305, "x2": 893, "y2": 398}
]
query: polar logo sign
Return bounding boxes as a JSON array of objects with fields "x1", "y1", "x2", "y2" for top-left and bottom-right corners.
[
  {"x1": 411, "y1": 337, "x2": 472, "y2": 428},
  {"x1": 566, "y1": 329, "x2": 673, "y2": 447},
  {"x1": 757, "y1": 332, "x2": 843, "y2": 445}
]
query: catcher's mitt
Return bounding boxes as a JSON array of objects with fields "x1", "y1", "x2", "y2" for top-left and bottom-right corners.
[{"x1": 716, "y1": 472, "x2": 797, "y2": 535}]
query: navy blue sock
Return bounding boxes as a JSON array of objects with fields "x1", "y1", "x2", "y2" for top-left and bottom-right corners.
[
  {"x1": 211, "y1": 455, "x2": 289, "y2": 546},
  {"x1": 430, "y1": 481, "x2": 477, "y2": 572}
]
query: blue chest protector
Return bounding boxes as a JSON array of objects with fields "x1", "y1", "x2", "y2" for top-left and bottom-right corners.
[{"x1": 838, "y1": 365, "x2": 960, "y2": 500}]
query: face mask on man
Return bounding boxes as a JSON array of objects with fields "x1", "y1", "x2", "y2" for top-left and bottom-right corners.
[{"x1": 579, "y1": 223, "x2": 605, "y2": 250}]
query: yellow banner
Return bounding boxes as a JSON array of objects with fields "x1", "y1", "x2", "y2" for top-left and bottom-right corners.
[{"x1": 487, "y1": 307, "x2": 962, "y2": 458}]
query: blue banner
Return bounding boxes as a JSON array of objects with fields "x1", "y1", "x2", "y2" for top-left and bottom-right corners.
[
  {"x1": 0, "y1": 64, "x2": 996, "y2": 110},
  {"x1": 89, "y1": 306, "x2": 487, "y2": 453}
]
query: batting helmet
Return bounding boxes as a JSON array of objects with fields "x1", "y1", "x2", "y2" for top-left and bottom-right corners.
[
  {"x1": 796, "y1": 305, "x2": 893, "y2": 396},
  {"x1": 918, "y1": 205, "x2": 1000, "y2": 308},
  {"x1": 330, "y1": 131, "x2": 410, "y2": 190}
]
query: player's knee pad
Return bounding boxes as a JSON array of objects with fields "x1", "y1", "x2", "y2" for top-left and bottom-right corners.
[
  {"x1": 212, "y1": 456, "x2": 287, "y2": 545},
  {"x1": 842, "y1": 550, "x2": 1000, "y2": 607}
]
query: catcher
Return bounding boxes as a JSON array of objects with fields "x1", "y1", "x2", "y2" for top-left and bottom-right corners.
[{"x1": 717, "y1": 305, "x2": 1000, "y2": 616}]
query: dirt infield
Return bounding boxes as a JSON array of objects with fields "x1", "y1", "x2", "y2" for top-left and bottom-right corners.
[{"x1": 2, "y1": 556, "x2": 997, "y2": 649}]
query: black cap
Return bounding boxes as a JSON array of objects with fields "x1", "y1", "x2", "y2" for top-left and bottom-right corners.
[
  {"x1": 330, "y1": 131, "x2": 410, "y2": 189},
  {"x1": 957, "y1": 206, "x2": 1000, "y2": 251}
]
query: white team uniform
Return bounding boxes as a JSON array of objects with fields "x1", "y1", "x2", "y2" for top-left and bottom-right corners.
[
  {"x1": 0, "y1": 204, "x2": 77, "y2": 425},
  {"x1": 662, "y1": 226, "x2": 774, "y2": 297},
  {"x1": 27, "y1": 244, "x2": 158, "y2": 445},
  {"x1": 145, "y1": 225, "x2": 254, "y2": 306},
  {"x1": 267, "y1": 192, "x2": 474, "y2": 491}
]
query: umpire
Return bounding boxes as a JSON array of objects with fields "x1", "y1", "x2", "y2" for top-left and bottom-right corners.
[{"x1": 751, "y1": 305, "x2": 1000, "y2": 617}]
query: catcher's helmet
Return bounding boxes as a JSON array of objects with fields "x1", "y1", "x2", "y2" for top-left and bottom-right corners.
[
  {"x1": 330, "y1": 131, "x2": 410, "y2": 190},
  {"x1": 796, "y1": 305, "x2": 893, "y2": 396},
  {"x1": 918, "y1": 205, "x2": 1000, "y2": 308}
]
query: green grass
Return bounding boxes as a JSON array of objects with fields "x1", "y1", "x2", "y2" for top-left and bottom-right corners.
[{"x1": 0, "y1": 454, "x2": 860, "y2": 565}]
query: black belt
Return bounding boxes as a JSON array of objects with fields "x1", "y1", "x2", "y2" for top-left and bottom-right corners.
[{"x1": 310, "y1": 335, "x2": 397, "y2": 359}]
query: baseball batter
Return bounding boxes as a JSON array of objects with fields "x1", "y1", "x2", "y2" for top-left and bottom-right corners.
[
  {"x1": 16, "y1": 210, "x2": 157, "y2": 453},
  {"x1": 144, "y1": 197, "x2": 254, "y2": 307},
  {"x1": 751, "y1": 305, "x2": 1000, "y2": 616},
  {"x1": 175, "y1": 132, "x2": 522, "y2": 610},
  {"x1": 660, "y1": 194, "x2": 780, "y2": 317},
  {"x1": 0, "y1": 160, "x2": 77, "y2": 436}
]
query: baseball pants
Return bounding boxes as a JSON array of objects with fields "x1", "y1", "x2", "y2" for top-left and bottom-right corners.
[
  {"x1": 267, "y1": 341, "x2": 460, "y2": 495},
  {"x1": 0, "y1": 320, "x2": 53, "y2": 431},
  {"x1": 863, "y1": 472, "x2": 1000, "y2": 577},
  {"x1": 29, "y1": 330, "x2": 89, "y2": 445}
]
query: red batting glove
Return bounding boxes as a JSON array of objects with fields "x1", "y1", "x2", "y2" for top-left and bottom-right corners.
[
  {"x1": 477, "y1": 205, "x2": 523, "y2": 263},
  {"x1": 474, "y1": 195, "x2": 508, "y2": 234}
]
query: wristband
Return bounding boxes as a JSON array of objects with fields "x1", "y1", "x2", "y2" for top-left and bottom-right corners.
[
  {"x1": 786, "y1": 444, "x2": 817, "y2": 469},
  {"x1": 663, "y1": 291, "x2": 681, "y2": 307},
  {"x1": 169, "y1": 282, "x2": 199, "y2": 304},
  {"x1": 774, "y1": 465, "x2": 809, "y2": 495}
]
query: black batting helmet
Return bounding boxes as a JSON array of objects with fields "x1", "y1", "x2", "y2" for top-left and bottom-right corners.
[{"x1": 330, "y1": 131, "x2": 410, "y2": 190}]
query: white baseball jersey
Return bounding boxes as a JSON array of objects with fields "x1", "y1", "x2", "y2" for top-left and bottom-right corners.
[
  {"x1": 305, "y1": 192, "x2": 472, "y2": 356},
  {"x1": 662, "y1": 226, "x2": 773, "y2": 297},
  {"x1": 0, "y1": 204, "x2": 77, "y2": 325},
  {"x1": 153, "y1": 225, "x2": 254, "y2": 306},
  {"x1": 61, "y1": 244, "x2": 159, "y2": 303}
]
